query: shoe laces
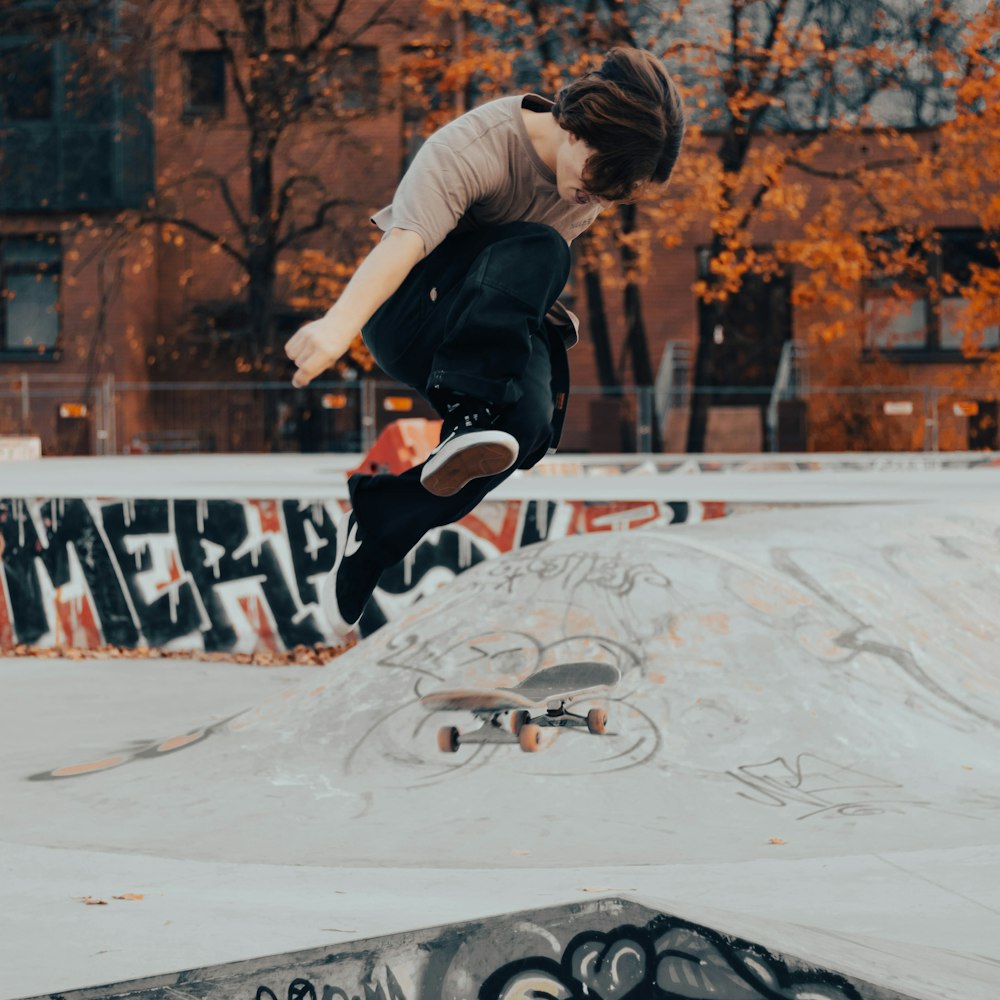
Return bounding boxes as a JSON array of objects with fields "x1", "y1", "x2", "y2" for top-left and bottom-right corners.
[{"x1": 443, "y1": 398, "x2": 497, "y2": 434}]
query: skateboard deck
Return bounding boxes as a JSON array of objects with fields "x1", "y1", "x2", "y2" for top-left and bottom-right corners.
[{"x1": 421, "y1": 661, "x2": 620, "y2": 753}]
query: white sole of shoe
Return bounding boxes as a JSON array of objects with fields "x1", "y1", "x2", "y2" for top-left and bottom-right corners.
[
  {"x1": 420, "y1": 430, "x2": 519, "y2": 497},
  {"x1": 320, "y1": 510, "x2": 359, "y2": 640}
]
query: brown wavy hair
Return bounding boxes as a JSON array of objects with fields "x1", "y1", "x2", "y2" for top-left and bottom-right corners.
[{"x1": 553, "y1": 47, "x2": 686, "y2": 202}]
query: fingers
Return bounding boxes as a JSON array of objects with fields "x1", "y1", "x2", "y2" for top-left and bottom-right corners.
[
  {"x1": 284, "y1": 321, "x2": 313, "y2": 364},
  {"x1": 291, "y1": 348, "x2": 325, "y2": 387},
  {"x1": 285, "y1": 321, "x2": 328, "y2": 388}
]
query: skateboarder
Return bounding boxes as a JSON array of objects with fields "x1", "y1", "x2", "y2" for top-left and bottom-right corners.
[{"x1": 285, "y1": 46, "x2": 685, "y2": 638}]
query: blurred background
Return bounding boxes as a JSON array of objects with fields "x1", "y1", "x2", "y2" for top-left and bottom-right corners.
[{"x1": 0, "y1": 0, "x2": 997, "y2": 457}]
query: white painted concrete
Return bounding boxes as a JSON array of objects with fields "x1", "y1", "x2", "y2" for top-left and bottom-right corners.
[
  {"x1": 2, "y1": 452, "x2": 1000, "y2": 502},
  {"x1": 1, "y1": 469, "x2": 999, "y2": 998},
  {"x1": 2, "y1": 844, "x2": 998, "y2": 999}
]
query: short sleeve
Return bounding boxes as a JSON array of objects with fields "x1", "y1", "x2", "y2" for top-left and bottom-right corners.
[{"x1": 371, "y1": 138, "x2": 491, "y2": 256}]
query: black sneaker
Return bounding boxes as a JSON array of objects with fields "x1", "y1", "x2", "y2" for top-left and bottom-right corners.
[
  {"x1": 420, "y1": 397, "x2": 519, "y2": 497},
  {"x1": 321, "y1": 509, "x2": 381, "y2": 639}
]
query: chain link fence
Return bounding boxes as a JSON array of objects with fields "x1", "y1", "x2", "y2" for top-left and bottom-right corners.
[{"x1": 0, "y1": 373, "x2": 996, "y2": 456}]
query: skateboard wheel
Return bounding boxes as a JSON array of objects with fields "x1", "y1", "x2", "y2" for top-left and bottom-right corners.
[
  {"x1": 587, "y1": 708, "x2": 608, "y2": 735},
  {"x1": 510, "y1": 710, "x2": 531, "y2": 735},
  {"x1": 518, "y1": 723, "x2": 542, "y2": 753},
  {"x1": 437, "y1": 726, "x2": 460, "y2": 753}
]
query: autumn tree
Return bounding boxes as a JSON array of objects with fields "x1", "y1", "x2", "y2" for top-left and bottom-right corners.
[
  {"x1": 17, "y1": 0, "x2": 418, "y2": 375},
  {"x1": 410, "y1": 0, "x2": 998, "y2": 452},
  {"x1": 653, "y1": 0, "x2": 999, "y2": 451},
  {"x1": 404, "y1": 0, "x2": 674, "y2": 448}
]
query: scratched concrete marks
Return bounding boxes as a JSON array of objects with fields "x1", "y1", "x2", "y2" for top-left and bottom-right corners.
[
  {"x1": 15, "y1": 898, "x2": 933, "y2": 1000},
  {"x1": 2, "y1": 501, "x2": 999, "y2": 999}
]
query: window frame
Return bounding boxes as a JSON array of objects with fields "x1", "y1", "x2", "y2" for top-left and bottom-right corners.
[
  {"x1": 307, "y1": 44, "x2": 381, "y2": 117},
  {"x1": 0, "y1": 35, "x2": 56, "y2": 122},
  {"x1": 0, "y1": 235, "x2": 63, "y2": 360},
  {"x1": 181, "y1": 48, "x2": 227, "y2": 121},
  {"x1": 861, "y1": 227, "x2": 999, "y2": 361}
]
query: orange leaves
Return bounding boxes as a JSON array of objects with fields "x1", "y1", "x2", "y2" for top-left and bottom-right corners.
[
  {"x1": 78, "y1": 893, "x2": 145, "y2": 906},
  {"x1": 284, "y1": 248, "x2": 364, "y2": 320}
]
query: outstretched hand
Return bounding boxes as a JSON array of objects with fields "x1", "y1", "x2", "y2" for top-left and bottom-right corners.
[
  {"x1": 284, "y1": 229, "x2": 425, "y2": 387},
  {"x1": 285, "y1": 316, "x2": 355, "y2": 388}
]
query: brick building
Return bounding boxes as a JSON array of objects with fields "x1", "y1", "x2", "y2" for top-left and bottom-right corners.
[{"x1": 1, "y1": 0, "x2": 996, "y2": 455}]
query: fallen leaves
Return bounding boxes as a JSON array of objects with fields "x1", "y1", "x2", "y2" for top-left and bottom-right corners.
[
  {"x1": 79, "y1": 893, "x2": 145, "y2": 905},
  {"x1": 1, "y1": 641, "x2": 354, "y2": 667}
]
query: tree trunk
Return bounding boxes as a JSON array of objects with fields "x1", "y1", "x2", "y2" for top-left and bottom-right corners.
[
  {"x1": 583, "y1": 265, "x2": 616, "y2": 389},
  {"x1": 247, "y1": 132, "x2": 277, "y2": 354},
  {"x1": 685, "y1": 309, "x2": 713, "y2": 454},
  {"x1": 618, "y1": 203, "x2": 661, "y2": 451}
]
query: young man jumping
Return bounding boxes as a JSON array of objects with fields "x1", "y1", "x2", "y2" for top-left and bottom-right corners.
[{"x1": 285, "y1": 46, "x2": 685, "y2": 638}]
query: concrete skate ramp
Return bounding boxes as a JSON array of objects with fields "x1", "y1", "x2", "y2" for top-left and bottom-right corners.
[
  {"x1": 4, "y1": 501, "x2": 1000, "y2": 998},
  {"x1": 15, "y1": 501, "x2": 1000, "y2": 867},
  {"x1": 5, "y1": 453, "x2": 1000, "y2": 652},
  {"x1": 19, "y1": 898, "x2": 932, "y2": 1000}
]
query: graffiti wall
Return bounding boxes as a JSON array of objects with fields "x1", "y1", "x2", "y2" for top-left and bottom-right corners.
[
  {"x1": 0, "y1": 497, "x2": 722, "y2": 652},
  {"x1": 50, "y1": 897, "x2": 887, "y2": 1000}
]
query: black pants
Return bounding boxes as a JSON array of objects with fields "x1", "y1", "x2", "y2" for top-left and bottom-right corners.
[{"x1": 349, "y1": 221, "x2": 572, "y2": 567}]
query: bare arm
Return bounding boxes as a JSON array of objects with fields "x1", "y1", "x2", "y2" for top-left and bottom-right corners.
[{"x1": 285, "y1": 227, "x2": 425, "y2": 387}]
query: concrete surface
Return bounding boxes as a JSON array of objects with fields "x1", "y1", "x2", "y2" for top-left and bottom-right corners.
[
  {"x1": 3, "y1": 451, "x2": 1000, "y2": 500},
  {"x1": 6, "y1": 451, "x2": 1000, "y2": 654},
  {"x1": 2, "y1": 490, "x2": 999, "y2": 998}
]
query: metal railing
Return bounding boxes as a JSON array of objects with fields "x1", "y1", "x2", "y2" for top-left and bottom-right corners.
[
  {"x1": 0, "y1": 372, "x2": 995, "y2": 456},
  {"x1": 767, "y1": 340, "x2": 810, "y2": 452}
]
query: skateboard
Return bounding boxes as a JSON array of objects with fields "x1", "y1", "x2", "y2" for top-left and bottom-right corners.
[{"x1": 421, "y1": 661, "x2": 620, "y2": 753}]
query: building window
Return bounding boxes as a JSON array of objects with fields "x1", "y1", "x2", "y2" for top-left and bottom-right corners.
[
  {"x1": 183, "y1": 50, "x2": 226, "y2": 119},
  {"x1": 253, "y1": 46, "x2": 379, "y2": 117},
  {"x1": 936, "y1": 230, "x2": 1000, "y2": 351},
  {"x1": 1, "y1": 237, "x2": 61, "y2": 357},
  {"x1": 864, "y1": 228, "x2": 998, "y2": 354},
  {"x1": 863, "y1": 295, "x2": 929, "y2": 351},
  {"x1": 696, "y1": 246, "x2": 793, "y2": 394},
  {"x1": 0, "y1": 20, "x2": 153, "y2": 212},
  {"x1": 311, "y1": 46, "x2": 380, "y2": 114},
  {"x1": 334, "y1": 46, "x2": 379, "y2": 112},
  {"x1": 0, "y1": 40, "x2": 54, "y2": 121}
]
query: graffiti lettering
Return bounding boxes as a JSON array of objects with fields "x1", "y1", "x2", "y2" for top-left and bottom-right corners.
[
  {"x1": 255, "y1": 969, "x2": 405, "y2": 1000},
  {"x1": 479, "y1": 918, "x2": 864, "y2": 1000},
  {"x1": 728, "y1": 753, "x2": 929, "y2": 820},
  {"x1": 1, "y1": 497, "x2": 707, "y2": 653}
]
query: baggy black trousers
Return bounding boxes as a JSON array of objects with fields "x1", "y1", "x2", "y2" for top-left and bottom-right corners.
[{"x1": 349, "y1": 221, "x2": 572, "y2": 568}]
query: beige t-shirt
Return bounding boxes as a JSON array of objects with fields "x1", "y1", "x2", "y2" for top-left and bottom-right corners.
[{"x1": 371, "y1": 94, "x2": 604, "y2": 343}]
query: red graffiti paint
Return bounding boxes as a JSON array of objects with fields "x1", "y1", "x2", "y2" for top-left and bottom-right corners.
[
  {"x1": 0, "y1": 568, "x2": 13, "y2": 648},
  {"x1": 54, "y1": 591, "x2": 102, "y2": 648},
  {"x1": 237, "y1": 594, "x2": 281, "y2": 653},
  {"x1": 156, "y1": 550, "x2": 183, "y2": 592},
  {"x1": 250, "y1": 500, "x2": 282, "y2": 534},
  {"x1": 567, "y1": 501, "x2": 661, "y2": 535},
  {"x1": 459, "y1": 502, "x2": 524, "y2": 554},
  {"x1": 701, "y1": 502, "x2": 729, "y2": 521}
]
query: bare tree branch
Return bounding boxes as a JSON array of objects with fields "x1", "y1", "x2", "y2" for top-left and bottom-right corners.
[
  {"x1": 181, "y1": 169, "x2": 251, "y2": 245},
  {"x1": 137, "y1": 214, "x2": 249, "y2": 268},
  {"x1": 277, "y1": 197, "x2": 357, "y2": 251}
]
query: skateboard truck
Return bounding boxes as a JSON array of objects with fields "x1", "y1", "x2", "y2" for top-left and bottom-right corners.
[
  {"x1": 436, "y1": 701, "x2": 609, "y2": 754},
  {"x1": 421, "y1": 661, "x2": 620, "y2": 755}
]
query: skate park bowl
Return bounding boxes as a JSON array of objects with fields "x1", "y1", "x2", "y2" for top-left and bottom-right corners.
[{"x1": 1, "y1": 453, "x2": 1000, "y2": 999}]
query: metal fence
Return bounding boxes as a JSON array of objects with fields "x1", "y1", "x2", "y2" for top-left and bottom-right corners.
[{"x1": 0, "y1": 372, "x2": 996, "y2": 456}]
